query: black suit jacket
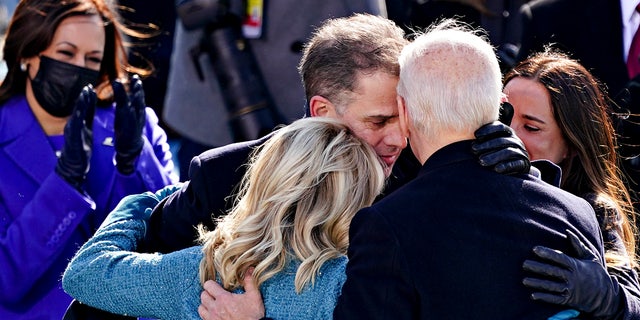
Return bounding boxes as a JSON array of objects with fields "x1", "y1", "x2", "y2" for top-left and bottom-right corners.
[
  {"x1": 142, "y1": 133, "x2": 273, "y2": 253},
  {"x1": 142, "y1": 132, "x2": 421, "y2": 253},
  {"x1": 334, "y1": 140, "x2": 604, "y2": 319}
]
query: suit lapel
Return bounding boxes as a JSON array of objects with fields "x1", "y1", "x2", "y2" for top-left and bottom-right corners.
[{"x1": 3, "y1": 98, "x2": 57, "y2": 184}]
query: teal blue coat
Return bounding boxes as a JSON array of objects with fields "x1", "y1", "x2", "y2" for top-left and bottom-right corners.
[{"x1": 63, "y1": 190, "x2": 347, "y2": 320}]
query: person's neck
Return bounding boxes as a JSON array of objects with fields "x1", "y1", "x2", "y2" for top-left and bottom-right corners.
[{"x1": 410, "y1": 131, "x2": 474, "y2": 164}]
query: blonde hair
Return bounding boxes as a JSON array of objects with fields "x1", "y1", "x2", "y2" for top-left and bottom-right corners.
[
  {"x1": 505, "y1": 49, "x2": 637, "y2": 267},
  {"x1": 198, "y1": 117, "x2": 386, "y2": 293}
]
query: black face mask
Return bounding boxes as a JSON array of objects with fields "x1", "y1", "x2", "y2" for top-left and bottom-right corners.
[{"x1": 30, "y1": 56, "x2": 100, "y2": 118}]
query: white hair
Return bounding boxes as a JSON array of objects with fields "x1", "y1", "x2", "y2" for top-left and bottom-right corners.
[{"x1": 397, "y1": 19, "x2": 502, "y2": 140}]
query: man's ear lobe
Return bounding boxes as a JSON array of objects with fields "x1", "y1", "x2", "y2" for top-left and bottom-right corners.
[{"x1": 309, "y1": 95, "x2": 337, "y2": 117}]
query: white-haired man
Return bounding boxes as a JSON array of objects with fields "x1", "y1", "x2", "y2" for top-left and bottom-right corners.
[{"x1": 332, "y1": 19, "x2": 605, "y2": 319}]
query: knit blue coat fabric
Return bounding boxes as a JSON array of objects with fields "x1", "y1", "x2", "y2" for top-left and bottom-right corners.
[{"x1": 62, "y1": 191, "x2": 347, "y2": 320}]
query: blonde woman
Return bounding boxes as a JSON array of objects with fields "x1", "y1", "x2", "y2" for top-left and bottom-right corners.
[{"x1": 62, "y1": 117, "x2": 386, "y2": 319}]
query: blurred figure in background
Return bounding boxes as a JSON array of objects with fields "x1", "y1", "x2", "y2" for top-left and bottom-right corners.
[
  {"x1": 162, "y1": 0, "x2": 387, "y2": 180},
  {"x1": 0, "y1": 0, "x2": 19, "y2": 78},
  {"x1": 385, "y1": 0, "x2": 531, "y2": 72}
]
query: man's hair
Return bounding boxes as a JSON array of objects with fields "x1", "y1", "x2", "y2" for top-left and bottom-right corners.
[
  {"x1": 397, "y1": 18, "x2": 502, "y2": 140},
  {"x1": 298, "y1": 13, "x2": 407, "y2": 113},
  {"x1": 198, "y1": 117, "x2": 386, "y2": 293}
]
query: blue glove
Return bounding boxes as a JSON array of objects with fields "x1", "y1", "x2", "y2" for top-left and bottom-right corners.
[
  {"x1": 154, "y1": 182, "x2": 184, "y2": 200},
  {"x1": 55, "y1": 86, "x2": 96, "y2": 191},
  {"x1": 523, "y1": 229, "x2": 624, "y2": 318},
  {"x1": 99, "y1": 192, "x2": 159, "y2": 229},
  {"x1": 113, "y1": 75, "x2": 146, "y2": 175}
]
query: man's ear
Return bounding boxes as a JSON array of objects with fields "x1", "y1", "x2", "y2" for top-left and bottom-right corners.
[
  {"x1": 397, "y1": 95, "x2": 410, "y2": 137},
  {"x1": 309, "y1": 95, "x2": 338, "y2": 117}
]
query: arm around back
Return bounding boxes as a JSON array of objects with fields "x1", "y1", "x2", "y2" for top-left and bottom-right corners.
[
  {"x1": 142, "y1": 134, "x2": 273, "y2": 253},
  {"x1": 62, "y1": 188, "x2": 203, "y2": 319}
]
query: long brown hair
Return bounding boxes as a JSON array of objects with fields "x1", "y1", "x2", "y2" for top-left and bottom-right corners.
[{"x1": 505, "y1": 49, "x2": 637, "y2": 266}]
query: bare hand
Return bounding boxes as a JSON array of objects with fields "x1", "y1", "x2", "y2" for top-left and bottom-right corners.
[{"x1": 198, "y1": 269, "x2": 266, "y2": 320}]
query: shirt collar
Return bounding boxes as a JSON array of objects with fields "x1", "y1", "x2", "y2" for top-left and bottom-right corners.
[{"x1": 622, "y1": 0, "x2": 640, "y2": 25}]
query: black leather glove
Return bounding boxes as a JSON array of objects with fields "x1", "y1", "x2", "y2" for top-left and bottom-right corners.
[
  {"x1": 498, "y1": 101, "x2": 514, "y2": 126},
  {"x1": 55, "y1": 86, "x2": 96, "y2": 191},
  {"x1": 522, "y1": 229, "x2": 624, "y2": 318},
  {"x1": 113, "y1": 75, "x2": 146, "y2": 175},
  {"x1": 472, "y1": 121, "x2": 530, "y2": 175}
]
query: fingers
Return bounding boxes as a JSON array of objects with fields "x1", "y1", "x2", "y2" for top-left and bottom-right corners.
[
  {"x1": 474, "y1": 121, "x2": 513, "y2": 140},
  {"x1": 200, "y1": 279, "x2": 264, "y2": 320},
  {"x1": 523, "y1": 257, "x2": 569, "y2": 279},
  {"x1": 81, "y1": 85, "x2": 96, "y2": 130},
  {"x1": 239, "y1": 268, "x2": 266, "y2": 318},
  {"x1": 112, "y1": 79, "x2": 128, "y2": 107},
  {"x1": 74, "y1": 86, "x2": 92, "y2": 115},
  {"x1": 70, "y1": 85, "x2": 96, "y2": 130},
  {"x1": 131, "y1": 74, "x2": 142, "y2": 85},
  {"x1": 198, "y1": 304, "x2": 210, "y2": 320},
  {"x1": 203, "y1": 279, "x2": 228, "y2": 298},
  {"x1": 472, "y1": 137, "x2": 525, "y2": 155},
  {"x1": 113, "y1": 76, "x2": 145, "y2": 125},
  {"x1": 530, "y1": 246, "x2": 574, "y2": 268},
  {"x1": 522, "y1": 247, "x2": 573, "y2": 306},
  {"x1": 472, "y1": 121, "x2": 528, "y2": 176},
  {"x1": 499, "y1": 101, "x2": 514, "y2": 125},
  {"x1": 494, "y1": 159, "x2": 530, "y2": 174},
  {"x1": 475, "y1": 145, "x2": 528, "y2": 165},
  {"x1": 530, "y1": 291, "x2": 570, "y2": 305},
  {"x1": 200, "y1": 283, "x2": 216, "y2": 320},
  {"x1": 565, "y1": 229, "x2": 596, "y2": 260},
  {"x1": 129, "y1": 74, "x2": 145, "y2": 109},
  {"x1": 523, "y1": 276, "x2": 567, "y2": 293},
  {"x1": 242, "y1": 268, "x2": 258, "y2": 295}
]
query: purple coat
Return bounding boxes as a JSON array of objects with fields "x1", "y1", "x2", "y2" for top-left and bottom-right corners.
[{"x1": 0, "y1": 95, "x2": 178, "y2": 319}]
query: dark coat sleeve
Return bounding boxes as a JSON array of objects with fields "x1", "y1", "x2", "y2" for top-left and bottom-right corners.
[
  {"x1": 581, "y1": 194, "x2": 640, "y2": 320},
  {"x1": 609, "y1": 264, "x2": 640, "y2": 320},
  {"x1": 140, "y1": 135, "x2": 271, "y2": 253},
  {"x1": 597, "y1": 205, "x2": 640, "y2": 320}
]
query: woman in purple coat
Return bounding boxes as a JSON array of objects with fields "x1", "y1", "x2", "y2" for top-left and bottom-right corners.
[{"x1": 0, "y1": 0, "x2": 178, "y2": 318}]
